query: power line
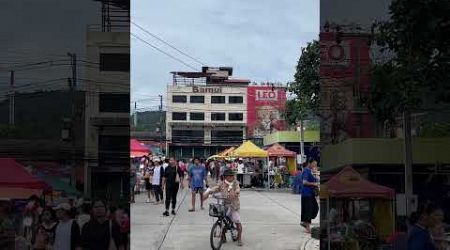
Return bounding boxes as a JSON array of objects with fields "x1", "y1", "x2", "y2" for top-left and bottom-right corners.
[
  {"x1": 131, "y1": 33, "x2": 198, "y2": 71},
  {"x1": 131, "y1": 21, "x2": 207, "y2": 66}
]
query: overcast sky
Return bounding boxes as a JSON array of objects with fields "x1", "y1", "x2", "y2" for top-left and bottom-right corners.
[{"x1": 131, "y1": 0, "x2": 319, "y2": 110}]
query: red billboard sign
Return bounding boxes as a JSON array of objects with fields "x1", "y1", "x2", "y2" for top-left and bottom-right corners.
[{"x1": 247, "y1": 86, "x2": 287, "y2": 138}]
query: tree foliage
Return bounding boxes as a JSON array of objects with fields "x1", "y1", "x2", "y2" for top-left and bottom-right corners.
[
  {"x1": 367, "y1": 0, "x2": 450, "y2": 123},
  {"x1": 286, "y1": 40, "x2": 320, "y2": 126}
]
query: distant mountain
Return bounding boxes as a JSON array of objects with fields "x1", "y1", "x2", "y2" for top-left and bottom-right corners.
[
  {"x1": 132, "y1": 111, "x2": 165, "y2": 134},
  {"x1": 0, "y1": 90, "x2": 84, "y2": 139}
]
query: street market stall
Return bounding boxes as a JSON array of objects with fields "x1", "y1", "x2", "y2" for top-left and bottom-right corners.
[
  {"x1": 231, "y1": 141, "x2": 269, "y2": 188},
  {"x1": 320, "y1": 166, "x2": 395, "y2": 250},
  {"x1": 130, "y1": 139, "x2": 150, "y2": 158},
  {"x1": 266, "y1": 143, "x2": 297, "y2": 187},
  {"x1": 0, "y1": 158, "x2": 51, "y2": 199}
]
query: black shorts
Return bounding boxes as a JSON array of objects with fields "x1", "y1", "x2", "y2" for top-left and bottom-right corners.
[
  {"x1": 191, "y1": 187, "x2": 204, "y2": 193},
  {"x1": 145, "y1": 178, "x2": 152, "y2": 191}
]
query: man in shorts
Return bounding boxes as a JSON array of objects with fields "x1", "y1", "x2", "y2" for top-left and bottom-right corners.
[
  {"x1": 203, "y1": 169, "x2": 243, "y2": 246},
  {"x1": 188, "y1": 157, "x2": 207, "y2": 211}
]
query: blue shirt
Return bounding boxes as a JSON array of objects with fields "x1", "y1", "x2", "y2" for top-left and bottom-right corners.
[
  {"x1": 407, "y1": 225, "x2": 436, "y2": 250},
  {"x1": 190, "y1": 165, "x2": 206, "y2": 188},
  {"x1": 301, "y1": 168, "x2": 317, "y2": 197}
]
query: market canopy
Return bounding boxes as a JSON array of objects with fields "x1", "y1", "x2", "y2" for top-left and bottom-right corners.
[
  {"x1": 207, "y1": 147, "x2": 236, "y2": 161},
  {"x1": 0, "y1": 158, "x2": 51, "y2": 191},
  {"x1": 36, "y1": 173, "x2": 81, "y2": 196},
  {"x1": 130, "y1": 139, "x2": 150, "y2": 158},
  {"x1": 320, "y1": 166, "x2": 395, "y2": 199},
  {"x1": 266, "y1": 143, "x2": 297, "y2": 157},
  {"x1": 231, "y1": 141, "x2": 268, "y2": 158},
  {"x1": 218, "y1": 147, "x2": 235, "y2": 157}
]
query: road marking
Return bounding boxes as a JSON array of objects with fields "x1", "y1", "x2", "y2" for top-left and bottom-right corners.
[{"x1": 157, "y1": 188, "x2": 189, "y2": 250}]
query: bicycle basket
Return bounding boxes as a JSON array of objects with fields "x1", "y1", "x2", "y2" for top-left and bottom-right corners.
[{"x1": 209, "y1": 203, "x2": 225, "y2": 217}]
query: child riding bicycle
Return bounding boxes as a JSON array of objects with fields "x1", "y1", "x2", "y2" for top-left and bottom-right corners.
[{"x1": 203, "y1": 169, "x2": 243, "y2": 247}]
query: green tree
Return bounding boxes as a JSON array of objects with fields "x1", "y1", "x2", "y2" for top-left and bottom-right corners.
[
  {"x1": 286, "y1": 40, "x2": 320, "y2": 126},
  {"x1": 368, "y1": 0, "x2": 450, "y2": 124}
]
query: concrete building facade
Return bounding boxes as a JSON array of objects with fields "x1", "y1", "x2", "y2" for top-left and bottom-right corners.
[
  {"x1": 166, "y1": 67, "x2": 249, "y2": 159},
  {"x1": 83, "y1": 2, "x2": 130, "y2": 202}
]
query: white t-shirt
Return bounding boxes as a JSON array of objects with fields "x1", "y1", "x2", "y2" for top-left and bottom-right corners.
[
  {"x1": 152, "y1": 166, "x2": 162, "y2": 185},
  {"x1": 163, "y1": 163, "x2": 168, "y2": 170},
  {"x1": 237, "y1": 163, "x2": 244, "y2": 174},
  {"x1": 54, "y1": 219, "x2": 73, "y2": 250}
]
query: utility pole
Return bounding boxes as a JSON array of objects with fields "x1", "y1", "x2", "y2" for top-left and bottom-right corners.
[
  {"x1": 297, "y1": 120, "x2": 305, "y2": 164},
  {"x1": 133, "y1": 102, "x2": 137, "y2": 127},
  {"x1": 403, "y1": 107, "x2": 414, "y2": 216},
  {"x1": 159, "y1": 95, "x2": 163, "y2": 156},
  {"x1": 68, "y1": 53, "x2": 77, "y2": 190},
  {"x1": 9, "y1": 70, "x2": 15, "y2": 126}
]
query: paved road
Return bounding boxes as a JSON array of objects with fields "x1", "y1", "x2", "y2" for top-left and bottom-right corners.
[{"x1": 131, "y1": 185, "x2": 319, "y2": 250}]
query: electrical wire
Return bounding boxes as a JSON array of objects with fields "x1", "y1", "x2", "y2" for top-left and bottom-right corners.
[
  {"x1": 131, "y1": 33, "x2": 198, "y2": 71},
  {"x1": 132, "y1": 21, "x2": 207, "y2": 66}
]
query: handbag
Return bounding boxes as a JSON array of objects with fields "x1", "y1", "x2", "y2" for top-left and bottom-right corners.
[
  {"x1": 175, "y1": 165, "x2": 180, "y2": 183},
  {"x1": 313, "y1": 186, "x2": 319, "y2": 197}
]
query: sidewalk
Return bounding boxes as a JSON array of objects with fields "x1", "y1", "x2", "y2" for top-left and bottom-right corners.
[{"x1": 131, "y1": 184, "x2": 319, "y2": 250}]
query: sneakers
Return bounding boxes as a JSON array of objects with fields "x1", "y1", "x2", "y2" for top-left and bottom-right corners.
[
  {"x1": 237, "y1": 240, "x2": 243, "y2": 246},
  {"x1": 163, "y1": 211, "x2": 170, "y2": 216},
  {"x1": 171, "y1": 210, "x2": 176, "y2": 215},
  {"x1": 146, "y1": 198, "x2": 150, "y2": 203}
]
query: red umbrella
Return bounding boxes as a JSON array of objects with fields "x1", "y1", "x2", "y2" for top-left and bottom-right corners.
[{"x1": 130, "y1": 139, "x2": 150, "y2": 158}]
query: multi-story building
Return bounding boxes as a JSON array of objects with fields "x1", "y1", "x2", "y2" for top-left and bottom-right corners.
[
  {"x1": 83, "y1": 0, "x2": 129, "y2": 202},
  {"x1": 166, "y1": 67, "x2": 249, "y2": 159}
]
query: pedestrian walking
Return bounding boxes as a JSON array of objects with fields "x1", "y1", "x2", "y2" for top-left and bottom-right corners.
[
  {"x1": 152, "y1": 160, "x2": 165, "y2": 205},
  {"x1": 188, "y1": 157, "x2": 208, "y2": 212},
  {"x1": 143, "y1": 160, "x2": 155, "y2": 203},
  {"x1": 162, "y1": 157, "x2": 184, "y2": 216},
  {"x1": 300, "y1": 160, "x2": 319, "y2": 234},
  {"x1": 32, "y1": 207, "x2": 58, "y2": 250},
  {"x1": 80, "y1": 199, "x2": 124, "y2": 250},
  {"x1": 53, "y1": 203, "x2": 81, "y2": 250}
]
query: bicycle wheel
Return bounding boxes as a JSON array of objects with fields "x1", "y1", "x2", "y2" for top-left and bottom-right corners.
[{"x1": 210, "y1": 220, "x2": 224, "y2": 250}]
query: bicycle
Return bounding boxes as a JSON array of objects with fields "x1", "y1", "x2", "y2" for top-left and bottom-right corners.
[{"x1": 208, "y1": 193, "x2": 238, "y2": 250}]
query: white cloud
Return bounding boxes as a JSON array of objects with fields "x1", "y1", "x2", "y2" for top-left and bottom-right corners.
[{"x1": 131, "y1": 0, "x2": 319, "y2": 103}]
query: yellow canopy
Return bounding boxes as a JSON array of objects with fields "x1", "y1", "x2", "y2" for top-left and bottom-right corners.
[
  {"x1": 231, "y1": 140, "x2": 268, "y2": 158},
  {"x1": 218, "y1": 147, "x2": 235, "y2": 157},
  {"x1": 207, "y1": 147, "x2": 236, "y2": 161}
]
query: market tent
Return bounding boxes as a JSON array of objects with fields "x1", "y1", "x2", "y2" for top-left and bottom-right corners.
[
  {"x1": 0, "y1": 158, "x2": 51, "y2": 197},
  {"x1": 36, "y1": 174, "x2": 81, "y2": 196},
  {"x1": 320, "y1": 166, "x2": 395, "y2": 199},
  {"x1": 130, "y1": 139, "x2": 150, "y2": 158},
  {"x1": 321, "y1": 166, "x2": 396, "y2": 248},
  {"x1": 208, "y1": 147, "x2": 236, "y2": 160},
  {"x1": 232, "y1": 141, "x2": 268, "y2": 158},
  {"x1": 218, "y1": 147, "x2": 235, "y2": 157},
  {"x1": 266, "y1": 143, "x2": 296, "y2": 157}
]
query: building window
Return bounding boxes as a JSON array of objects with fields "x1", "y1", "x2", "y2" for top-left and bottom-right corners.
[
  {"x1": 228, "y1": 96, "x2": 243, "y2": 104},
  {"x1": 190, "y1": 96, "x2": 204, "y2": 103},
  {"x1": 172, "y1": 112, "x2": 187, "y2": 120},
  {"x1": 98, "y1": 135, "x2": 129, "y2": 166},
  {"x1": 172, "y1": 130, "x2": 203, "y2": 143},
  {"x1": 190, "y1": 112, "x2": 205, "y2": 121},
  {"x1": 211, "y1": 113, "x2": 226, "y2": 121},
  {"x1": 211, "y1": 130, "x2": 243, "y2": 143},
  {"x1": 228, "y1": 113, "x2": 243, "y2": 121},
  {"x1": 211, "y1": 96, "x2": 226, "y2": 104},
  {"x1": 99, "y1": 53, "x2": 130, "y2": 72},
  {"x1": 99, "y1": 93, "x2": 129, "y2": 113},
  {"x1": 172, "y1": 95, "x2": 187, "y2": 103}
]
